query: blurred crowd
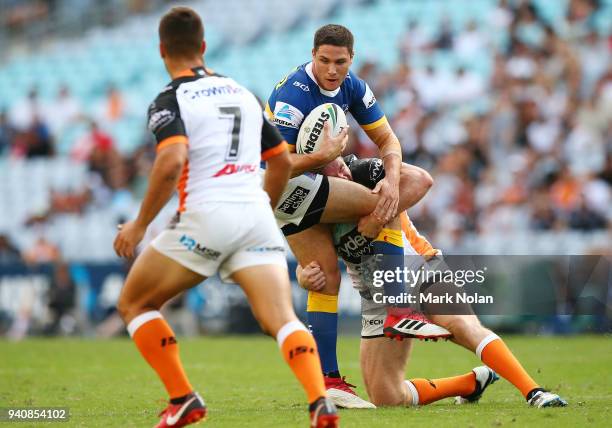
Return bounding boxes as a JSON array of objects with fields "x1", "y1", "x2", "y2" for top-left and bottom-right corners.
[
  {"x1": 348, "y1": 0, "x2": 611, "y2": 247},
  {"x1": 1, "y1": 0, "x2": 610, "y2": 338},
  {"x1": 0, "y1": 0, "x2": 610, "y2": 258}
]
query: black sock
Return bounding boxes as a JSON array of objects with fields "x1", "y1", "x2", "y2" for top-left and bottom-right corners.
[
  {"x1": 526, "y1": 387, "x2": 545, "y2": 401},
  {"x1": 170, "y1": 393, "x2": 191, "y2": 405},
  {"x1": 308, "y1": 396, "x2": 326, "y2": 411}
]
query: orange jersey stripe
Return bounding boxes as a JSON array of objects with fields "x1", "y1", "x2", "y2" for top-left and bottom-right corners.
[
  {"x1": 174, "y1": 68, "x2": 197, "y2": 78},
  {"x1": 177, "y1": 160, "x2": 190, "y2": 212},
  {"x1": 261, "y1": 141, "x2": 288, "y2": 161},
  {"x1": 400, "y1": 212, "x2": 437, "y2": 257},
  {"x1": 157, "y1": 135, "x2": 188, "y2": 152}
]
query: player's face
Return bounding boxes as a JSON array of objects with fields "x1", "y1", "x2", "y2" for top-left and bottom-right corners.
[{"x1": 312, "y1": 45, "x2": 353, "y2": 91}]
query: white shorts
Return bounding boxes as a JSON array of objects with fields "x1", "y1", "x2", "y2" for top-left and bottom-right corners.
[
  {"x1": 360, "y1": 296, "x2": 386, "y2": 339},
  {"x1": 152, "y1": 202, "x2": 287, "y2": 281},
  {"x1": 273, "y1": 173, "x2": 329, "y2": 236}
]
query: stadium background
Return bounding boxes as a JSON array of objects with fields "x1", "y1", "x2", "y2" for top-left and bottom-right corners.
[{"x1": 0, "y1": 0, "x2": 610, "y2": 340}]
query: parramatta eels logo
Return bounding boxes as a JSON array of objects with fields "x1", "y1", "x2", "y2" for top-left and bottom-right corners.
[{"x1": 277, "y1": 104, "x2": 295, "y2": 121}]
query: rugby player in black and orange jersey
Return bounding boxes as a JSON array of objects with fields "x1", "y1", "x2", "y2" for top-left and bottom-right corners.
[{"x1": 298, "y1": 155, "x2": 568, "y2": 409}]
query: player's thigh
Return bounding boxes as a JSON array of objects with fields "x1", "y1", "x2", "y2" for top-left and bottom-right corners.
[
  {"x1": 360, "y1": 337, "x2": 412, "y2": 406},
  {"x1": 231, "y1": 264, "x2": 297, "y2": 337},
  {"x1": 117, "y1": 245, "x2": 205, "y2": 323},
  {"x1": 286, "y1": 223, "x2": 341, "y2": 295},
  {"x1": 320, "y1": 177, "x2": 378, "y2": 223}
]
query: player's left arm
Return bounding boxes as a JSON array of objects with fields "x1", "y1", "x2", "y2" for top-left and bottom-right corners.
[
  {"x1": 350, "y1": 76, "x2": 402, "y2": 223},
  {"x1": 261, "y1": 114, "x2": 292, "y2": 207},
  {"x1": 363, "y1": 121, "x2": 402, "y2": 223}
]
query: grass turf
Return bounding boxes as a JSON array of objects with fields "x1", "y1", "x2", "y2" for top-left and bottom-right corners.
[{"x1": 1, "y1": 336, "x2": 610, "y2": 427}]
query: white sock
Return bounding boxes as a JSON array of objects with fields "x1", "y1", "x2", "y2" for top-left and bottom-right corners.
[
  {"x1": 276, "y1": 320, "x2": 308, "y2": 348},
  {"x1": 126, "y1": 310, "x2": 162, "y2": 337},
  {"x1": 475, "y1": 333, "x2": 500, "y2": 360},
  {"x1": 404, "y1": 380, "x2": 419, "y2": 406}
]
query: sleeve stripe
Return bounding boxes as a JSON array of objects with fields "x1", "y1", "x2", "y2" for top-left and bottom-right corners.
[
  {"x1": 360, "y1": 115, "x2": 388, "y2": 131},
  {"x1": 156, "y1": 135, "x2": 188, "y2": 152},
  {"x1": 261, "y1": 141, "x2": 288, "y2": 161}
]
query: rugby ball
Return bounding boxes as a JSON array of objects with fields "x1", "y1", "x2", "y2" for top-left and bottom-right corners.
[{"x1": 296, "y1": 103, "x2": 347, "y2": 154}]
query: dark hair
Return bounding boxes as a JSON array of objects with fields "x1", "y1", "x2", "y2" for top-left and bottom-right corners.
[
  {"x1": 313, "y1": 24, "x2": 354, "y2": 55},
  {"x1": 159, "y1": 7, "x2": 204, "y2": 59}
]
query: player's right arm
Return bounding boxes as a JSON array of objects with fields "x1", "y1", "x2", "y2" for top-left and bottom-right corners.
[{"x1": 114, "y1": 91, "x2": 188, "y2": 259}]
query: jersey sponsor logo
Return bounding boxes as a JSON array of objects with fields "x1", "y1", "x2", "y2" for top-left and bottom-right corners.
[
  {"x1": 213, "y1": 163, "x2": 258, "y2": 177},
  {"x1": 273, "y1": 102, "x2": 303, "y2": 129},
  {"x1": 186, "y1": 84, "x2": 243, "y2": 99},
  {"x1": 246, "y1": 245, "x2": 285, "y2": 252},
  {"x1": 278, "y1": 185, "x2": 310, "y2": 214},
  {"x1": 336, "y1": 228, "x2": 373, "y2": 264},
  {"x1": 179, "y1": 235, "x2": 221, "y2": 260},
  {"x1": 362, "y1": 83, "x2": 376, "y2": 109},
  {"x1": 292, "y1": 80, "x2": 310, "y2": 91},
  {"x1": 148, "y1": 109, "x2": 176, "y2": 133}
]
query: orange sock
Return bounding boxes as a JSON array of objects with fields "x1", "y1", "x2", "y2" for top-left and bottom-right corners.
[
  {"x1": 128, "y1": 311, "x2": 193, "y2": 399},
  {"x1": 477, "y1": 334, "x2": 538, "y2": 398},
  {"x1": 278, "y1": 321, "x2": 326, "y2": 404},
  {"x1": 407, "y1": 372, "x2": 476, "y2": 405}
]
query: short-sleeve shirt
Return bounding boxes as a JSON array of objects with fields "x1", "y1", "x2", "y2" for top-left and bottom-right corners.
[
  {"x1": 148, "y1": 66, "x2": 286, "y2": 211},
  {"x1": 266, "y1": 62, "x2": 387, "y2": 150}
]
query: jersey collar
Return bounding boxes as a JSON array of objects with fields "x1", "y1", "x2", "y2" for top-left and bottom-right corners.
[
  {"x1": 174, "y1": 66, "x2": 213, "y2": 78},
  {"x1": 305, "y1": 62, "x2": 341, "y2": 97}
]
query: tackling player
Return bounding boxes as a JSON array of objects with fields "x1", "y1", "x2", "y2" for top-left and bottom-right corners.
[
  {"x1": 298, "y1": 155, "x2": 568, "y2": 409},
  {"x1": 113, "y1": 8, "x2": 338, "y2": 428},
  {"x1": 267, "y1": 24, "x2": 440, "y2": 407}
]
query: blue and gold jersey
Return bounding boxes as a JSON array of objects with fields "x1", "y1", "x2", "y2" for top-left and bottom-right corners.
[{"x1": 266, "y1": 62, "x2": 387, "y2": 150}]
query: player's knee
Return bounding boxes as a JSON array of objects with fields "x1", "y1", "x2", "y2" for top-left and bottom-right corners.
[
  {"x1": 116, "y1": 295, "x2": 134, "y2": 323},
  {"x1": 368, "y1": 381, "x2": 407, "y2": 407},
  {"x1": 401, "y1": 164, "x2": 434, "y2": 190},
  {"x1": 116, "y1": 293, "x2": 159, "y2": 324},
  {"x1": 443, "y1": 316, "x2": 481, "y2": 338}
]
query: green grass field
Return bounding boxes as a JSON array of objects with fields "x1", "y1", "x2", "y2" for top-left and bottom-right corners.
[{"x1": 1, "y1": 336, "x2": 610, "y2": 427}]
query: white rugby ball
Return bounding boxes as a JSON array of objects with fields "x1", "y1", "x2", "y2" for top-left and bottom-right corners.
[{"x1": 296, "y1": 103, "x2": 347, "y2": 154}]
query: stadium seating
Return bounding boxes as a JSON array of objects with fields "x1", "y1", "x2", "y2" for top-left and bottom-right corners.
[{"x1": 0, "y1": 0, "x2": 610, "y2": 262}]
